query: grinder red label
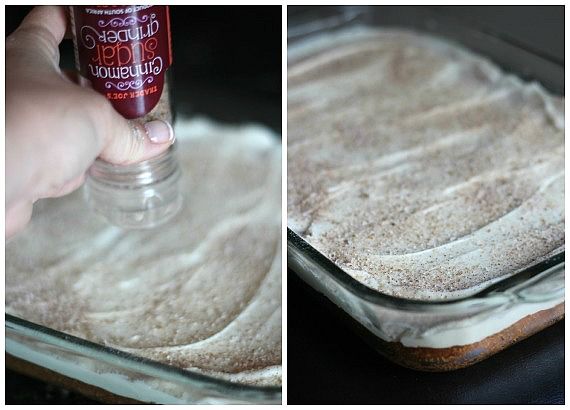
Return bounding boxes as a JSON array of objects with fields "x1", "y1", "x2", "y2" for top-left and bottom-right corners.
[{"x1": 71, "y1": 5, "x2": 172, "y2": 119}]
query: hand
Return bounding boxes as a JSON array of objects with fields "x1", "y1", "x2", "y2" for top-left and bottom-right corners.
[{"x1": 6, "y1": 6, "x2": 175, "y2": 238}]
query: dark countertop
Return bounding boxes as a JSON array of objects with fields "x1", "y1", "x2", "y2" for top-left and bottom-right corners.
[
  {"x1": 287, "y1": 269, "x2": 564, "y2": 404},
  {"x1": 5, "y1": 369, "x2": 100, "y2": 405}
]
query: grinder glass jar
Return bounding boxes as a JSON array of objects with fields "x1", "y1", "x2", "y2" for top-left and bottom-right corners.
[{"x1": 70, "y1": 5, "x2": 182, "y2": 228}]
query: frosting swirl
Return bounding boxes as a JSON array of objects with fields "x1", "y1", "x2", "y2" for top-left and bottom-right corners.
[
  {"x1": 288, "y1": 27, "x2": 564, "y2": 301},
  {"x1": 7, "y1": 118, "x2": 282, "y2": 386}
]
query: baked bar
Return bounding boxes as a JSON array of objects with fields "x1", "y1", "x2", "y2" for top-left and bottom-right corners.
[{"x1": 287, "y1": 26, "x2": 564, "y2": 370}]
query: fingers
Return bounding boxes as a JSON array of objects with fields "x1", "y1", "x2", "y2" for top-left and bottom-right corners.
[
  {"x1": 43, "y1": 173, "x2": 86, "y2": 198},
  {"x1": 63, "y1": 8, "x2": 73, "y2": 40},
  {"x1": 61, "y1": 69, "x2": 80, "y2": 84},
  {"x1": 98, "y1": 108, "x2": 175, "y2": 165},
  {"x1": 9, "y1": 5, "x2": 175, "y2": 168},
  {"x1": 6, "y1": 6, "x2": 67, "y2": 69},
  {"x1": 6, "y1": 201, "x2": 33, "y2": 239}
]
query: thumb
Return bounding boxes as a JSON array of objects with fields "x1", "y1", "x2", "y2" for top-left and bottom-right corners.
[{"x1": 99, "y1": 108, "x2": 175, "y2": 165}]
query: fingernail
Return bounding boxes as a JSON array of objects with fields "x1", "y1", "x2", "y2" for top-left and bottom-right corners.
[{"x1": 144, "y1": 120, "x2": 174, "y2": 144}]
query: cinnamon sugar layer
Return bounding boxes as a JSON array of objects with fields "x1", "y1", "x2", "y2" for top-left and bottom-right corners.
[
  {"x1": 6, "y1": 118, "x2": 282, "y2": 386},
  {"x1": 288, "y1": 28, "x2": 564, "y2": 301}
]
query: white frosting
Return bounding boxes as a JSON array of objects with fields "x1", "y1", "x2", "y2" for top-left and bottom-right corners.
[
  {"x1": 6, "y1": 117, "x2": 282, "y2": 386},
  {"x1": 373, "y1": 270, "x2": 565, "y2": 349},
  {"x1": 399, "y1": 300, "x2": 563, "y2": 348},
  {"x1": 288, "y1": 27, "x2": 564, "y2": 302}
]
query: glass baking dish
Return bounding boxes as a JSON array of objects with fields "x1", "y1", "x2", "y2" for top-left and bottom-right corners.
[
  {"x1": 287, "y1": 5, "x2": 564, "y2": 371},
  {"x1": 6, "y1": 314, "x2": 281, "y2": 404}
]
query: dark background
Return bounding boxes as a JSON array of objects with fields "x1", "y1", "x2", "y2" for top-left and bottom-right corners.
[
  {"x1": 288, "y1": 5, "x2": 564, "y2": 405},
  {"x1": 5, "y1": 5, "x2": 280, "y2": 405},
  {"x1": 289, "y1": 5, "x2": 563, "y2": 63}
]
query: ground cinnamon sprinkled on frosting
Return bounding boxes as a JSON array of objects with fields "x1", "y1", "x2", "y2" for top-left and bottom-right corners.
[
  {"x1": 6, "y1": 118, "x2": 282, "y2": 386},
  {"x1": 288, "y1": 27, "x2": 564, "y2": 301}
]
